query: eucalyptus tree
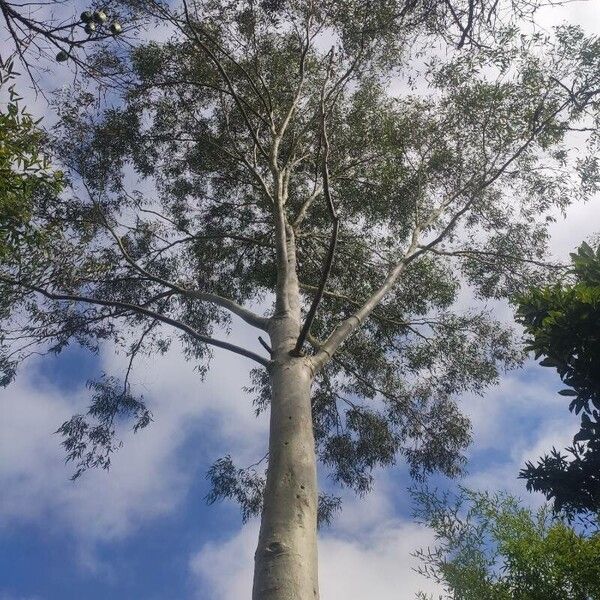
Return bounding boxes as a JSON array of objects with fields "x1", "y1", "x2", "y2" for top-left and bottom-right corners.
[{"x1": 1, "y1": 1, "x2": 600, "y2": 598}]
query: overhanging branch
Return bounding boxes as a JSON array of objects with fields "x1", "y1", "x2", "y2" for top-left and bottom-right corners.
[
  {"x1": 0, "y1": 276, "x2": 270, "y2": 367},
  {"x1": 96, "y1": 206, "x2": 270, "y2": 331},
  {"x1": 310, "y1": 92, "x2": 581, "y2": 373}
]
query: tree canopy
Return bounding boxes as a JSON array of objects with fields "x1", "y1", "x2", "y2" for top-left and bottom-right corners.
[
  {"x1": 2, "y1": 0, "x2": 600, "y2": 523},
  {"x1": 413, "y1": 486, "x2": 600, "y2": 600},
  {"x1": 518, "y1": 242, "x2": 600, "y2": 517}
]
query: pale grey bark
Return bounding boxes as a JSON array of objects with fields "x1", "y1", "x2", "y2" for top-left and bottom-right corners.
[{"x1": 253, "y1": 316, "x2": 319, "y2": 600}]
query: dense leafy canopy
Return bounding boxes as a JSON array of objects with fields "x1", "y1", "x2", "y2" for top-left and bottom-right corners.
[
  {"x1": 518, "y1": 242, "x2": 600, "y2": 516},
  {"x1": 414, "y1": 487, "x2": 600, "y2": 600},
  {"x1": 1, "y1": 0, "x2": 600, "y2": 518}
]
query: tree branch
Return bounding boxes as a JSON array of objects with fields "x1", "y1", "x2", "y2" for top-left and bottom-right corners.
[
  {"x1": 311, "y1": 93, "x2": 577, "y2": 372},
  {"x1": 0, "y1": 276, "x2": 270, "y2": 367},
  {"x1": 179, "y1": 0, "x2": 269, "y2": 159},
  {"x1": 310, "y1": 235, "x2": 420, "y2": 373},
  {"x1": 98, "y1": 208, "x2": 270, "y2": 331},
  {"x1": 421, "y1": 247, "x2": 567, "y2": 270},
  {"x1": 294, "y1": 87, "x2": 339, "y2": 355}
]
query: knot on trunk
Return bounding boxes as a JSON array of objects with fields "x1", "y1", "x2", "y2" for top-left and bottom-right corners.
[{"x1": 263, "y1": 540, "x2": 288, "y2": 557}]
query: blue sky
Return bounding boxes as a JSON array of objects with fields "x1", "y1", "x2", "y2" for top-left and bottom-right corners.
[
  {"x1": 0, "y1": 324, "x2": 589, "y2": 600},
  {"x1": 1, "y1": 2, "x2": 600, "y2": 599}
]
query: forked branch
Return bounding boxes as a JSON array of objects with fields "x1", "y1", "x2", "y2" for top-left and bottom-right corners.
[
  {"x1": 310, "y1": 91, "x2": 582, "y2": 372},
  {"x1": 96, "y1": 206, "x2": 269, "y2": 331}
]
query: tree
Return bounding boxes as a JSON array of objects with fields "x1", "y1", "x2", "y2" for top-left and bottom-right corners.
[
  {"x1": 517, "y1": 242, "x2": 600, "y2": 517},
  {"x1": 2, "y1": 1, "x2": 600, "y2": 598},
  {"x1": 0, "y1": 59, "x2": 63, "y2": 268},
  {"x1": 413, "y1": 486, "x2": 600, "y2": 600}
]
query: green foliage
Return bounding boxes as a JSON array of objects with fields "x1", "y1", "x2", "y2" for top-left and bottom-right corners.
[
  {"x1": 0, "y1": 61, "x2": 63, "y2": 261},
  {"x1": 206, "y1": 455, "x2": 341, "y2": 527},
  {"x1": 516, "y1": 242, "x2": 600, "y2": 516},
  {"x1": 414, "y1": 487, "x2": 600, "y2": 600},
  {"x1": 57, "y1": 376, "x2": 152, "y2": 480},
  {"x1": 1, "y1": 1, "x2": 600, "y2": 519},
  {"x1": 206, "y1": 455, "x2": 266, "y2": 523}
]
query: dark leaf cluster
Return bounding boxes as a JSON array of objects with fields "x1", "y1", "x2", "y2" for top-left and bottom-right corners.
[
  {"x1": 517, "y1": 242, "x2": 600, "y2": 516},
  {"x1": 57, "y1": 375, "x2": 152, "y2": 480}
]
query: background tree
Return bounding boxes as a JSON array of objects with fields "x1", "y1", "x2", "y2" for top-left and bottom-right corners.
[
  {"x1": 518, "y1": 242, "x2": 600, "y2": 518},
  {"x1": 413, "y1": 487, "x2": 600, "y2": 600},
  {"x1": 1, "y1": 1, "x2": 600, "y2": 598},
  {"x1": 0, "y1": 59, "x2": 63, "y2": 273}
]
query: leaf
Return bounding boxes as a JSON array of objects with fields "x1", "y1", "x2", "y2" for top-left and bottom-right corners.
[
  {"x1": 558, "y1": 389, "x2": 578, "y2": 397},
  {"x1": 573, "y1": 430, "x2": 591, "y2": 443},
  {"x1": 539, "y1": 357, "x2": 560, "y2": 367},
  {"x1": 579, "y1": 241, "x2": 594, "y2": 258}
]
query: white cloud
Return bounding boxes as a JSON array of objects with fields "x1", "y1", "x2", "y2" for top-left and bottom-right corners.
[
  {"x1": 190, "y1": 517, "x2": 444, "y2": 600},
  {"x1": 465, "y1": 404, "x2": 581, "y2": 501},
  {"x1": 0, "y1": 325, "x2": 268, "y2": 556},
  {"x1": 0, "y1": 367, "x2": 187, "y2": 539},
  {"x1": 547, "y1": 199, "x2": 600, "y2": 259},
  {"x1": 536, "y1": 1, "x2": 600, "y2": 35},
  {"x1": 318, "y1": 521, "x2": 442, "y2": 600},
  {"x1": 190, "y1": 522, "x2": 257, "y2": 600},
  {"x1": 460, "y1": 364, "x2": 565, "y2": 452},
  {"x1": 332, "y1": 476, "x2": 397, "y2": 538}
]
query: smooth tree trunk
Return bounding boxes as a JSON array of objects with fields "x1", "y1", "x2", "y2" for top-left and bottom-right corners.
[{"x1": 252, "y1": 315, "x2": 320, "y2": 600}]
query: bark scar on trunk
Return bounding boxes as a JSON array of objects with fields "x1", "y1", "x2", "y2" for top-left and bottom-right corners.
[{"x1": 265, "y1": 541, "x2": 288, "y2": 556}]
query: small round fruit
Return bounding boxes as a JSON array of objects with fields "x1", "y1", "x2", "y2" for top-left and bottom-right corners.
[
  {"x1": 56, "y1": 50, "x2": 69, "y2": 62},
  {"x1": 110, "y1": 21, "x2": 122, "y2": 34},
  {"x1": 84, "y1": 22, "x2": 97, "y2": 34},
  {"x1": 80, "y1": 11, "x2": 93, "y2": 22},
  {"x1": 93, "y1": 10, "x2": 108, "y2": 23}
]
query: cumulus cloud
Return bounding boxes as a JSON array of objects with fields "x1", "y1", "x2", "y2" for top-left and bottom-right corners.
[
  {"x1": 0, "y1": 320, "x2": 268, "y2": 555},
  {"x1": 0, "y1": 367, "x2": 186, "y2": 541},
  {"x1": 190, "y1": 522, "x2": 257, "y2": 600},
  {"x1": 461, "y1": 364, "x2": 565, "y2": 452},
  {"x1": 190, "y1": 517, "x2": 444, "y2": 600},
  {"x1": 536, "y1": 1, "x2": 600, "y2": 35},
  {"x1": 465, "y1": 418, "x2": 579, "y2": 503}
]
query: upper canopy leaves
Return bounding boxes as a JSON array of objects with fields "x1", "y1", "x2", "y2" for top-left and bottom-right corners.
[{"x1": 1, "y1": 0, "x2": 600, "y2": 510}]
